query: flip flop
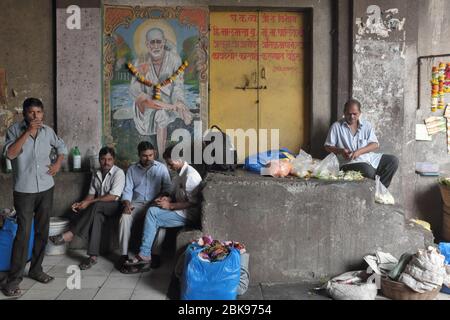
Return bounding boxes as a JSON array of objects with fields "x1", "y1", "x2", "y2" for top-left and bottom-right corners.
[
  {"x1": 79, "y1": 257, "x2": 98, "y2": 270},
  {"x1": 1, "y1": 287, "x2": 21, "y2": 297},
  {"x1": 28, "y1": 272, "x2": 54, "y2": 284}
]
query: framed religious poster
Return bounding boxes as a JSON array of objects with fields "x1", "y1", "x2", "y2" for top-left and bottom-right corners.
[{"x1": 103, "y1": 5, "x2": 208, "y2": 166}]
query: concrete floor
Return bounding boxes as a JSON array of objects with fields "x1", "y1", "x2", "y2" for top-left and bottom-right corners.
[{"x1": 0, "y1": 249, "x2": 449, "y2": 300}]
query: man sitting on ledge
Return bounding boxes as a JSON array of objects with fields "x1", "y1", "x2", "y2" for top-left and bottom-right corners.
[
  {"x1": 123, "y1": 144, "x2": 202, "y2": 271},
  {"x1": 50, "y1": 147, "x2": 125, "y2": 269},
  {"x1": 324, "y1": 98, "x2": 399, "y2": 188}
]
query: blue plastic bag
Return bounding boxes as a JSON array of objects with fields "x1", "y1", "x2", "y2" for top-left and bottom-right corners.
[
  {"x1": 181, "y1": 243, "x2": 241, "y2": 300},
  {"x1": 439, "y1": 242, "x2": 450, "y2": 294},
  {"x1": 244, "y1": 148, "x2": 294, "y2": 174},
  {"x1": 0, "y1": 218, "x2": 34, "y2": 272}
]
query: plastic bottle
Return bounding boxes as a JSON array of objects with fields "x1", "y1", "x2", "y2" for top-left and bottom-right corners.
[
  {"x1": 86, "y1": 147, "x2": 97, "y2": 172},
  {"x1": 5, "y1": 157, "x2": 12, "y2": 174},
  {"x1": 72, "y1": 146, "x2": 81, "y2": 172}
]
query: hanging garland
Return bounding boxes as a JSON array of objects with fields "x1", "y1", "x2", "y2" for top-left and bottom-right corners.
[{"x1": 127, "y1": 60, "x2": 188, "y2": 100}]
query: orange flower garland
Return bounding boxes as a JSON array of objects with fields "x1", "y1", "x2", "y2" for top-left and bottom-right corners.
[{"x1": 127, "y1": 60, "x2": 189, "y2": 100}]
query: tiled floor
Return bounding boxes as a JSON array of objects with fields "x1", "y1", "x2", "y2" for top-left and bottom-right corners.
[
  {"x1": 1, "y1": 250, "x2": 450, "y2": 300},
  {"x1": 0, "y1": 250, "x2": 173, "y2": 300}
]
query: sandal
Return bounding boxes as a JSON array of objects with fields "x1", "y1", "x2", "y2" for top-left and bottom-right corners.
[
  {"x1": 2, "y1": 286, "x2": 21, "y2": 297},
  {"x1": 28, "y1": 272, "x2": 54, "y2": 284},
  {"x1": 49, "y1": 234, "x2": 65, "y2": 245},
  {"x1": 124, "y1": 254, "x2": 151, "y2": 267},
  {"x1": 79, "y1": 257, "x2": 98, "y2": 270},
  {"x1": 119, "y1": 264, "x2": 141, "y2": 274}
]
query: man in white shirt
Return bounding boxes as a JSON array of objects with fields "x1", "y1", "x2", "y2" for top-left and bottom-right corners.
[
  {"x1": 124, "y1": 144, "x2": 202, "y2": 269},
  {"x1": 50, "y1": 147, "x2": 125, "y2": 269},
  {"x1": 324, "y1": 99, "x2": 399, "y2": 188}
]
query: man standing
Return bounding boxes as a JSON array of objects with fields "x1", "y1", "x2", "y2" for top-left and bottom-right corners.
[
  {"x1": 49, "y1": 147, "x2": 125, "y2": 270},
  {"x1": 129, "y1": 27, "x2": 192, "y2": 157},
  {"x1": 324, "y1": 99, "x2": 399, "y2": 188},
  {"x1": 2, "y1": 98, "x2": 67, "y2": 297},
  {"x1": 118, "y1": 141, "x2": 172, "y2": 272},
  {"x1": 125, "y1": 144, "x2": 202, "y2": 270}
]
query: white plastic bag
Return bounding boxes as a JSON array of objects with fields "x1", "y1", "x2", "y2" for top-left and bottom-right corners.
[
  {"x1": 375, "y1": 175, "x2": 395, "y2": 205},
  {"x1": 324, "y1": 271, "x2": 378, "y2": 300},
  {"x1": 312, "y1": 153, "x2": 340, "y2": 179},
  {"x1": 290, "y1": 150, "x2": 315, "y2": 178}
]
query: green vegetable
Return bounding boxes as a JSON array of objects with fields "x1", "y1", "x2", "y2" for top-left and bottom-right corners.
[{"x1": 438, "y1": 177, "x2": 450, "y2": 186}]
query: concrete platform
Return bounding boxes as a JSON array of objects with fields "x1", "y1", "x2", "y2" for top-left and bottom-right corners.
[{"x1": 201, "y1": 171, "x2": 434, "y2": 283}]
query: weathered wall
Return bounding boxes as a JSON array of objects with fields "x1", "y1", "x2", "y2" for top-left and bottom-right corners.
[
  {"x1": 352, "y1": 0, "x2": 408, "y2": 205},
  {"x1": 202, "y1": 172, "x2": 433, "y2": 283},
  {"x1": 0, "y1": 172, "x2": 91, "y2": 217},
  {"x1": 0, "y1": 0, "x2": 54, "y2": 146},
  {"x1": 404, "y1": 0, "x2": 450, "y2": 239},
  {"x1": 56, "y1": 0, "x2": 333, "y2": 160},
  {"x1": 56, "y1": 0, "x2": 102, "y2": 168},
  {"x1": 352, "y1": 0, "x2": 450, "y2": 240},
  {"x1": 3, "y1": 0, "x2": 449, "y2": 245}
]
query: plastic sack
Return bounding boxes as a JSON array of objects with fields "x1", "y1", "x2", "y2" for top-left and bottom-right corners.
[
  {"x1": 237, "y1": 253, "x2": 250, "y2": 295},
  {"x1": 375, "y1": 175, "x2": 395, "y2": 205},
  {"x1": 244, "y1": 148, "x2": 294, "y2": 174},
  {"x1": 439, "y1": 242, "x2": 450, "y2": 294},
  {"x1": 312, "y1": 153, "x2": 340, "y2": 179},
  {"x1": 290, "y1": 150, "x2": 316, "y2": 178},
  {"x1": 181, "y1": 243, "x2": 241, "y2": 300},
  {"x1": 0, "y1": 218, "x2": 34, "y2": 272},
  {"x1": 439, "y1": 243, "x2": 450, "y2": 264},
  {"x1": 175, "y1": 250, "x2": 250, "y2": 296},
  {"x1": 398, "y1": 246, "x2": 450, "y2": 293},
  {"x1": 266, "y1": 159, "x2": 292, "y2": 177},
  {"x1": 324, "y1": 271, "x2": 378, "y2": 300}
]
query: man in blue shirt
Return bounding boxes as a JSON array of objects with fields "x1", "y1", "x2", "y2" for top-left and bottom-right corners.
[
  {"x1": 324, "y1": 99, "x2": 398, "y2": 188},
  {"x1": 2, "y1": 98, "x2": 67, "y2": 297},
  {"x1": 118, "y1": 141, "x2": 172, "y2": 272}
]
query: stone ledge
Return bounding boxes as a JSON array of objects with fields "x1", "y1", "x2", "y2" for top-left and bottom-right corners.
[{"x1": 201, "y1": 171, "x2": 433, "y2": 283}]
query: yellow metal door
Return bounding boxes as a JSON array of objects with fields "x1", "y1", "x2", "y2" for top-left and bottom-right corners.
[
  {"x1": 259, "y1": 12, "x2": 306, "y2": 154},
  {"x1": 209, "y1": 11, "x2": 307, "y2": 159},
  {"x1": 209, "y1": 12, "x2": 259, "y2": 161}
]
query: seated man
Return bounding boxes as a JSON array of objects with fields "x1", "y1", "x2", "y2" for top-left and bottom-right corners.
[
  {"x1": 324, "y1": 98, "x2": 399, "y2": 188},
  {"x1": 118, "y1": 141, "x2": 172, "y2": 272},
  {"x1": 50, "y1": 147, "x2": 125, "y2": 269},
  {"x1": 124, "y1": 144, "x2": 202, "y2": 269}
]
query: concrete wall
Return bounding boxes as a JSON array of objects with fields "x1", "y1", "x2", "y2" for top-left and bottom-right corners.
[
  {"x1": 404, "y1": 0, "x2": 450, "y2": 240},
  {"x1": 56, "y1": 0, "x2": 102, "y2": 168},
  {"x1": 350, "y1": 0, "x2": 450, "y2": 239},
  {"x1": 57, "y1": 0, "x2": 333, "y2": 160},
  {"x1": 0, "y1": 0, "x2": 54, "y2": 145},
  {"x1": 202, "y1": 172, "x2": 433, "y2": 283},
  {"x1": 2, "y1": 0, "x2": 449, "y2": 244},
  {"x1": 0, "y1": 172, "x2": 91, "y2": 217},
  {"x1": 352, "y1": 0, "x2": 408, "y2": 204}
]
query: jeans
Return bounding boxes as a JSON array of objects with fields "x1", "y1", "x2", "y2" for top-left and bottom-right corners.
[{"x1": 139, "y1": 206, "x2": 187, "y2": 257}]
